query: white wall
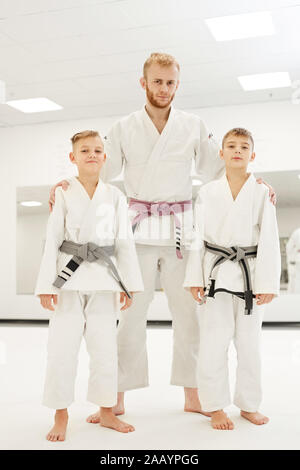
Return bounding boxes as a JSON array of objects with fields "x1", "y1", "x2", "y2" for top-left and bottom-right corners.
[
  {"x1": 16, "y1": 213, "x2": 48, "y2": 294},
  {"x1": 2, "y1": 99, "x2": 300, "y2": 319}
]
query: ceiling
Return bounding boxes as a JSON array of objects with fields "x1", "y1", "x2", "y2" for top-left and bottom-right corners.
[{"x1": 1, "y1": 0, "x2": 300, "y2": 127}]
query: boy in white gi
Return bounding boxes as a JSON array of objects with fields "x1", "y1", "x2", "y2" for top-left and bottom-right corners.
[
  {"x1": 35, "y1": 130, "x2": 143, "y2": 441},
  {"x1": 184, "y1": 128, "x2": 281, "y2": 430}
]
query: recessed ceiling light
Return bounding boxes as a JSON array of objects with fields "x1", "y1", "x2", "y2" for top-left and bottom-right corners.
[
  {"x1": 6, "y1": 97, "x2": 63, "y2": 113},
  {"x1": 238, "y1": 72, "x2": 291, "y2": 91},
  {"x1": 20, "y1": 201, "x2": 42, "y2": 207},
  {"x1": 205, "y1": 11, "x2": 275, "y2": 41},
  {"x1": 192, "y1": 179, "x2": 203, "y2": 186}
]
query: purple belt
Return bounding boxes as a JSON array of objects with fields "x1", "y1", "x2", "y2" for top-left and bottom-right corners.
[{"x1": 129, "y1": 198, "x2": 192, "y2": 259}]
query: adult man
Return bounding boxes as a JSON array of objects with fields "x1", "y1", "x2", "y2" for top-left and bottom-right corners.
[{"x1": 99, "y1": 52, "x2": 224, "y2": 418}]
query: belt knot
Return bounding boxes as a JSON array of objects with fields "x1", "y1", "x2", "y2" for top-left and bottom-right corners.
[
  {"x1": 234, "y1": 247, "x2": 246, "y2": 262},
  {"x1": 78, "y1": 242, "x2": 98, "y2": 262}
]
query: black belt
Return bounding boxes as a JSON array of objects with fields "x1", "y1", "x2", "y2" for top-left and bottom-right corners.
[{"x1": 204, "y1": 241, "x2": 258, "y2": 315}]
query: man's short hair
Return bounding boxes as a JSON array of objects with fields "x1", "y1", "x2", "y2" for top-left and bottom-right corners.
[
  {"x1": 222, "y1": 128, "x2": 254, "y2": 150},
  {"x1": 71, "y1": 130, "x2": 102, "y2": 147},
  {"x1": 143, "y1": 52, "x2": 180, "y2": 78}
]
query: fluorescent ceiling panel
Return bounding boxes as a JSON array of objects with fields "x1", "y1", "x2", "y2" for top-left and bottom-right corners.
[
  {"x1": 205, "y1": 11, "x2": 275, "y2": 41},
  {"x1": 6, "y1": 97, "x2": 63, "y2": 113},
  {"x1": 238, "y1": 72, "x2": 291, "y2": 90},
  {"x1": 20, "y1": 201, "x2": 42, "y2": 207}
]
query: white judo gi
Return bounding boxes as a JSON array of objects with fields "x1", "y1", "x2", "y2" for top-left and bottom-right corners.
[
  {"x1": 35, "y1": 177, "x2": 143, "y2": 409},
  {"x1": 184, "y1": 174, "x2": 281, "y2": 412},
  {"x1": 102, "y1": 106, "x2": 224, "y2": 390},
  {"x1": 286, "y1": 228, "x2": 300, "y2": 293}
]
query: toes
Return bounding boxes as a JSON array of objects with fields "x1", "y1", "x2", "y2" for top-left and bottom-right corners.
[
  {"x1": 87, "y1": 414, "x2": 100, "y2": 423},
  {"x1": 122, "y1": 425, "x2": 131, "y2": 433},
  {"x1": 120, "y1": 422, "x2": 135, "y2": 433}
]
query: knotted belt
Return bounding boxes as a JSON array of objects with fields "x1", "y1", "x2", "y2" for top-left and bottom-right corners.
[
  {"x1": 53, "y1": 240, "x2": 131, "y2": 298},
  {"x1": 203, "y1": 241, "x2": 258, "y2": 315},
  {"x1": 129, "y1": 198, "x2": 192, "y2": 259}
]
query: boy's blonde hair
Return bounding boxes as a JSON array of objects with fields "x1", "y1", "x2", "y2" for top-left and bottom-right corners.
[
  {"x1": 143, "y1": 52, "x2": 180, "y2": 78},
  {"x1": 222, "y1": 128, "x2": 254, "y2": 150},
  {"x1": 71, "y1": 130, "x2": 102, "y2": 147}
]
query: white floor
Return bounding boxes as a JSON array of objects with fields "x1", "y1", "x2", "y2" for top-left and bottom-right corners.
[{"x1": 0, "y1": 322, "x2": 300, "y2": 450}]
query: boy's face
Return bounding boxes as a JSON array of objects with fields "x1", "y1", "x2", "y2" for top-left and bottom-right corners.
[
  {"x1": 140, "y1": 63, "x2": 180, "y2": 109},
  {"x1": 69, "y1": 136, "x2": 106, "y2": 174},
  {"x1": 220, "y1": 134, "x2": 255, "y2": 169}
]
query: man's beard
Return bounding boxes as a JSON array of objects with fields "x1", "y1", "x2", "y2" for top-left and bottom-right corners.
[{"x1": 145, "y1": 85, "x2": 175, "y2": 109}]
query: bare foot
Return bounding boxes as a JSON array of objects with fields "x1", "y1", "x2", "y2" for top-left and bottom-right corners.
[
  {"x1": 46, "y1": 409, "x2": 68, "y2": 442},
  {"x1": 86, "y1": 392, "x2": 125, "y2": 424},
  {"x1": 240, "y1": 410, "x2": 269, "y2": 425},
  {"x1": 184, "y1": 387, "x2": 211, "y2": 417},
  {"x1": 211, "y1": 410, "x2": 234, "y2": 430},
  {"x1": 100, "y1": 407, "x2": 135, "y2": 433}
]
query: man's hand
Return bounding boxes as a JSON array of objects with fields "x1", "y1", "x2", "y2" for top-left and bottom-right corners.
[
  {"x1": 39, "y1": 294, "x2": 58, "y2": 311},
  {"x1": 120, "y1": 292, "x2": 134, "y2": 310},
  {"x1": 256, "y1": 293, "x2": 275, "y2": 305},
  {"x1": 256, "y1": 178, "x2": 276, "y2": 205},
  {"x1": 190, "y1": 287, "x2": 205, "y2": 303},
  {"x1": 49, "y1": 180, "x2": 70, "y2": 212}
]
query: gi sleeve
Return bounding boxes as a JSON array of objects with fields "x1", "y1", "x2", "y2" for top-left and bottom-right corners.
[
  {"x1": 101, "y1": 120, "x2": 125, "y2": 183},
  {"x1": 183, "y1": 191, "x2": 206, "y2": 288},
  {"x1": 34, "y1": 187, "x2": 66, "y2": 296},
  {"x1": 114, "y1": 192, "x2": 144, "y2": 293},
  {"x1": 254, "y1": 189, "x2": 281, "y2": 295},
  {"x1": 194, "y1": 120, "x2": 225, "y2": 183}
]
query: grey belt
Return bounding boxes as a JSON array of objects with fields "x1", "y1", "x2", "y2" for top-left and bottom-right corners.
[
  {"x1": 53, "y1": 240, "x2": 131, "y2": 298},
  {"x1": 203, "y1": 241, "x2": 258, "y2": 315}
]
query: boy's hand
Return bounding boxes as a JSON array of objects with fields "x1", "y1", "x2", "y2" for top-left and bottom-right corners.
[
  {"x1": 190, "y1": 287, "x2": 205, "y2": 303},
  {"x1": 120, "y1": 292, "x2": 134, "y2": 311},
  {"x1": 39, "y1": 294, "x2": 58, "y2": 311},
  {"x1": 256, "y1": 293, "x2": 275, "y2": 305},
  {"x1": 256, "y1": 178, "x2": 276, "y2": 206},
  {"x1": 49, "y1": 180, "x2": 70, "y2": 212}
]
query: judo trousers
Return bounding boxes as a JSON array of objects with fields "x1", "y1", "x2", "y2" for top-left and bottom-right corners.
[
  {"x1": 43, "y1": 291, "x2": 118, "y2": 409},
  {"x1": 198, "y1": 294, "x2": 264, "y2": 413},
  {"x1": 117, "y1": 244, "x2": 200, "y2": 391}
]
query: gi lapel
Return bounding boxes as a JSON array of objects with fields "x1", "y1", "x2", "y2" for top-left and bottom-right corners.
[
  {"x1": 76, "y1": 180, "x2": 107, "y2": 243},
  {"x1": 137, "y1": 106, "x2": 176, "y2": 201}
]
